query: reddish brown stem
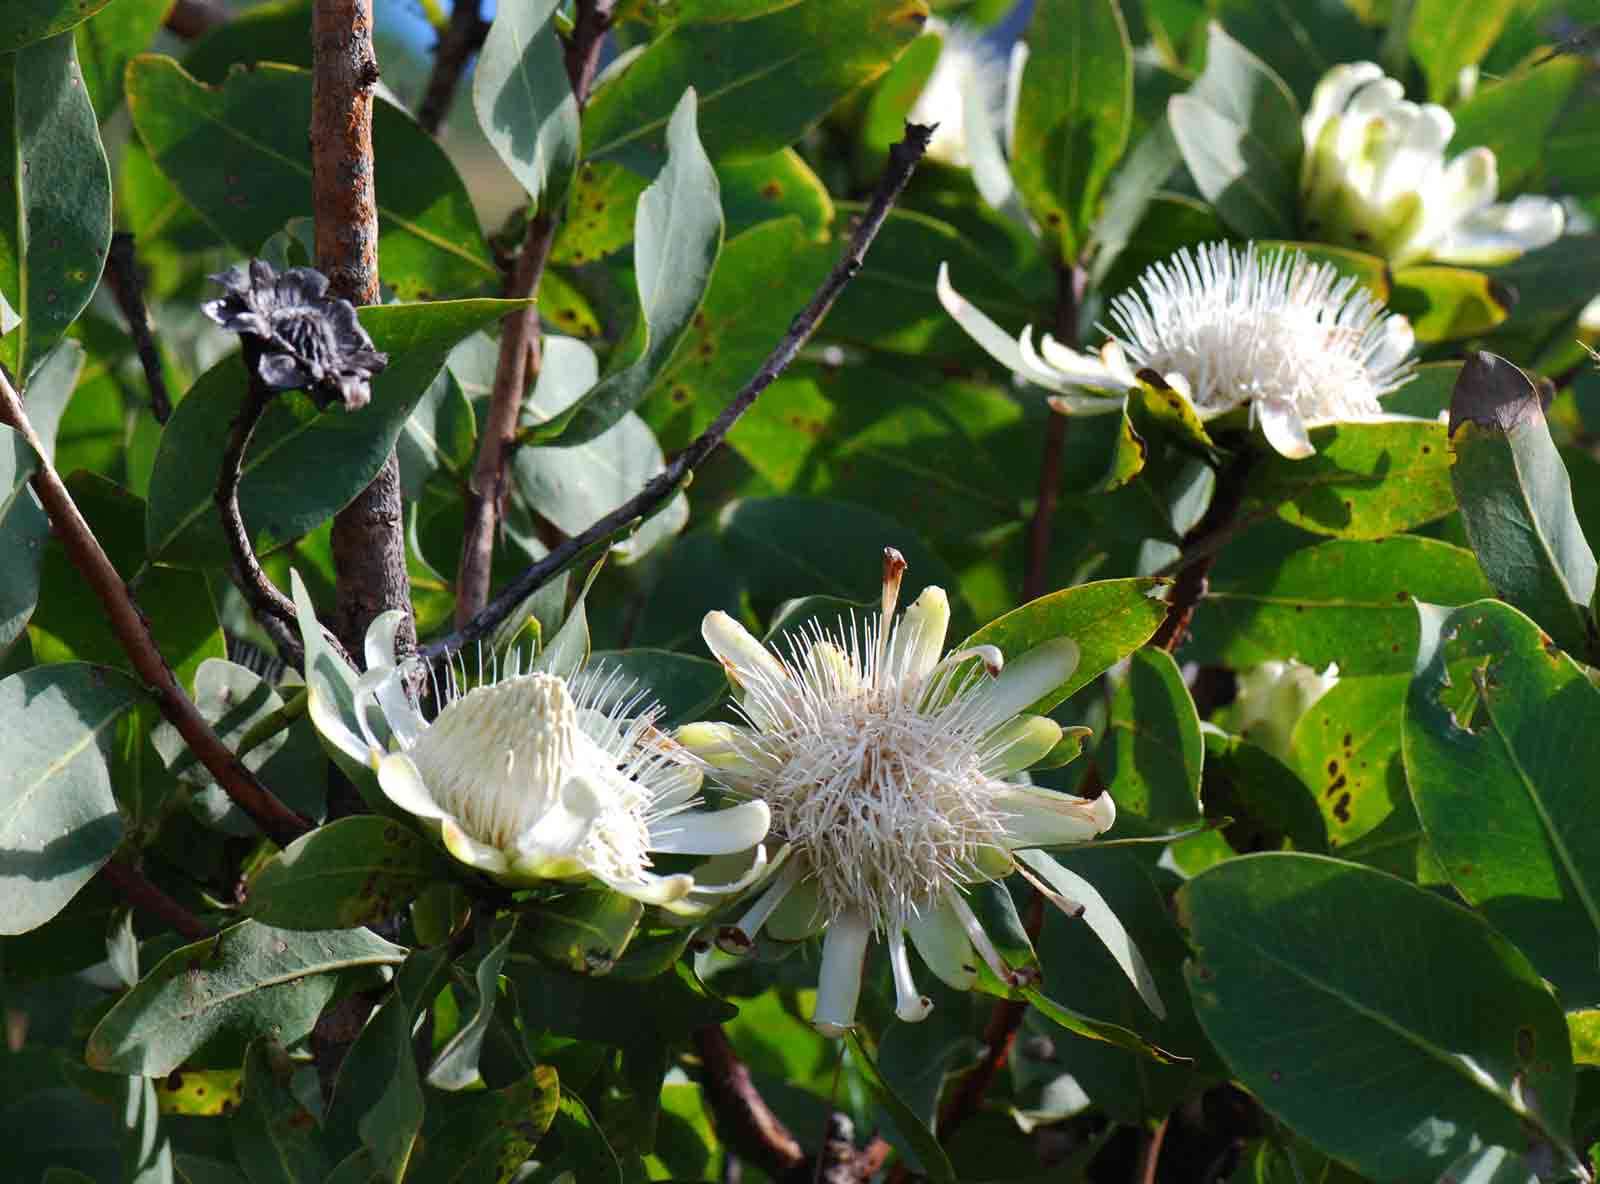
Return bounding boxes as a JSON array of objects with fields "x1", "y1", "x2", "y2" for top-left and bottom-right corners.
[
  {"x1": 417, "y1": 0, "x2": 490, "y2": 136},
  {"x1": 103, "y1": 233, "x2": 170, "y2": 424},
  {"x1": 694, "y1": 1025, "x2": 806, "y2": 1177},
  {"x1": 0, "y1": 370, "x2": 311, "y2": 848},
  {"x1": 98, "y1": 860, "x2": 213, "y2": 943},
  {"x1": 311, "y1": 0, "x2": 416, "y2": 660},
  {"x1": 1022, "y1": 262, "x2": 1085, "y2": 602},
  {"x1": 1150, "y1": 453, "x2": 1255, "y2": 653}
]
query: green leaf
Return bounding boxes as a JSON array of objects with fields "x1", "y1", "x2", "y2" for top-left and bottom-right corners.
[
  {"x1": 1406, "y1": 599, "x2": 1600, "y2": 1003},
  {"x1": 1166, "y1": 23, "x2": 1299, "y2": 239},
  {"x1": 961, "y1": 578, "x2": 1170, "y2": 714},
  {"x1": 1023, "y1": 987, "x2": 1186, "y2": 1064},
  {"x1": 408, "y1": 1067, "x2": 560, "y2": 1183},
  {"x1": 511, "y1": 959, "x2": 735, "y2": 1046},
  {"x1": 243, "y1": 817, "x2": 440, "y2": 931},
  {"x1": 588, "y1": 650, "x2": 726, "y2": 726},
  {"x1": 1211, "y1": 0, "x2": 1377, "y2": 107},
  {"x1": 662, "y1": 0, "x2": 804, "y2": 21},
  {"x1": 1099, "y1": 649, "x2": 1203, "y2": 832},
  {"x1": 1391, "y1": 265, "x2": 1511, "y2": 343},
  {"x1": 126, "y1": 57, "x2": 496, "y2": 300},
  {"x1": 426, "y1": 921, "x2": 516, "y2": 1092},
  {"x1": 580, "y1": 0, "x2": 926, "y2": 166},
  {"x1": 0, "y1": 663, "x2": 139, "y2": 935},
  {"x1": 1448, "y1": 351, "x2": 1596, "y2": 656},
  {"x1": 179, "y1": 0, "x2": 312, "y2": 83},
  {"x1": 537, "y1": 91, "x2": 723, "y2": 446},
  {"x1": 472, "y1": 0, "x2": 578, "y2": 209},
  {"x1": 74, "y1": 0, "x2": 167, "y2": 120},
  {"x1": 716, "y1": 148, "x2": 835, "y2": 239},
  {"x1": 231, "y1": 1040, "x2": 332, "y2": 1184},
  {"x1": 145, "y1": 298, "x2": 526, "y2": 566},
  {"x1": 1182, "y1": 853, "x2": 1575, "y2": 1181},
  {"x1": 85, "y1": 921, "x2": 406, "y2": 1077},
  {"x1": 516, "y1": 889, "x2": 644, "y2": 977},
  {"x1": 1, "y1": 0, "x2": 116, "y2": 51},
  {"x1": 1242, "y1": 418, "x2": 1455, "y2": 540},
  {"x1": 1009, "y1": 0, "x2": 1132, "y2": 262},
  {"x1": 0, "y1": 32, "x2": 113, "y2": 378},
  {"x1": 0, "y1": 423, "x2": 49, "y2": 655},
  {"x1": 1289, "y1": 674, "x2": 1408, "y2": 854},
  {"x1": 324, "y1": 993, "x2": 424, "y2": 1181},
  {"x1": 842, "y1": 1031, "x2": 956, "y2": 1184},
  {"x1": 1185, "y1": 533, "x2": 1493, "y2": 675},
  {"x1": 1409, "y1": 0, "x2": 1516, "y2": 103}
]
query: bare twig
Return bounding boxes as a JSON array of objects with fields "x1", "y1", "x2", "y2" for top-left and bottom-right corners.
[
  {"x1": 102, "y1": 233, "x2": 171, "y2": 424},
  {"x1": 1150, "y1": 453, "x2": 1255, "y2": 653},
  {"x1": 98, "y1": 859, "x2": 213, "y2": 943},
  {"x1": 215, "y1": 375, "x2": 305, "y2": 663},
  {"x1": 417, "y1": 0, "x2": 490, "y2": 135},
  {"x1": 1140, "y1": 1115, "x2": 1171, "y2": 1184},
  {"x1": 454, "y1": 0, "x2": 614, "y2": 628},
  {"x1": 311, "y1": 0, "x2": 416, "y2": 661},
  {"x1": 936, "y1": 999, "x2": 1026, "y2": 1144},
  {"x1": 163, "y1": 0, "x2": 228, "y2": 38},
  {"x1": 427, "y1": 121, "x2": 935, "y2": 660},
  {"x1": 694, "y1": 1025, "x2": 806, "y2": 1178},
  {"x1": 0, "y1": 369, "x2": 312, "y2": 848}
]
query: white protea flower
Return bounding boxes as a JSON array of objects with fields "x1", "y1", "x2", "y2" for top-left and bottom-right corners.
[
  {"x1": 677, "y1": 549, "x2": 1125, "y2": 1037},
  {"x1": 1231, "y1": 659, "x2": 1339, "y2": 764},
  {"x1": 938, "y1": 242, "x2": 1417, "y2": 459},
  {"x1": 293, "y1": 576, "x2": 770, "y2": 914},
  {"x1": 1300, "y1": 61, "x2": 1564, "y2": 267},
  {"x1": 907, "y1": 20, "x2": 1008, "y2": 169}
]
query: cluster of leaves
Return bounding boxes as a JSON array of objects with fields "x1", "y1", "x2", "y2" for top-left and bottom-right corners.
[{"x1": 3, "y1": 0, "x2": 1600, "y2": 1182}]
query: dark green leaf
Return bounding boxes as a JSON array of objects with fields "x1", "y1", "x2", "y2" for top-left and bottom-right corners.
[
  {"x1": 1211, "y1": 0, "x2": 1376, "y2": 107},
  {"x1": 1289, "y1": 673, "x2": 1407, "y2": 854},
  {"x1": 1009, "y1": 0, "x2": 1132, "y2": 261},
  {"x1": 1448, "y1": 351, "x2": 1596, "y2": 655},
  {"x1": 1242, "y1": 418, "x2": 1454, "y2": 540},
  {"x1": 126, "y1": 56, "x2": 496, "y2": 300},
  {"x1": 231, "y1": 1040, "x2": 331, "y2": 1184},
  {"x1": 588, "y1": 650, "x2": 726, "y2": 726},
  {"x1": 0, "y1": 32, "x2": 113, "y2": 378},
  {"x1": 1023, "y1": 987, "x2": 1187, "y2": 1064},
  {"x1": 85, "y1": 921, "x2": 406, "y2": 1076},
  {"x1": 537, "y1": 91, "x2": 722, "y2": 446},
  {"x1": 146, "y1": 299, "x2": 526, "y2": 566},
  {"x1": 517, "y1": 889, "x2": 644, "y2": 977},
  {"x1": 74, "y1": 0, "x2": 167, "y2": 119},
  {"x1": 511, "y1": 959, "x2": 735, "y2": 1046},
  {"x1": 579, "y1": 0, "x2": 925, "y2": 166},
  {"x1": 1406, "y1": 599, "x2": 1600, "y2": 1003},
  {"x1": 243, "y1": 817, "x2": 440, "y2": 931},
  {"x1": 408, "y1": 1066, "x2": 560, "y2": 1183},
  {"x1": 0, "y1": 663, "x2": 139, "y2": 935},
  {"x1": 842, "y1": 1031, "x2": 956, "y2": 1184},
  {"x1": 0, "y1": 423, "x2": 49, "y2": 655},
  {"x1": 1099, "y1": 649, "x2": 1204, "y2": 831},
  {"x1": 179, "y1": 0, "x2": 312, "y2": 82},
  {"x1": 472, "y1": 0, "x2": 578, "y2": 209},
  {"x1": 1409, "y1": 0, "x2": 1517, "y2": 103},
  {"x1": 962, "y1": 578, "x2": 1170, "y2": 713},
  {"x1": 1, "y1": 0, "x2": 117, "y2": 52},
  {"x1": 426, "y1": 921, "x2": 517, "y2": 1091},
  {"x1": 1182, "y1": 853, "x2": 1575, "y2": 1181},
  {"x1": 324, "y1": 994, "x2": 424, "y2": 1181}
]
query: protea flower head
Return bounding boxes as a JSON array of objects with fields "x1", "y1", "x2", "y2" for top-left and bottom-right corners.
[
  {"x1": 907, "y1": 19, "x2": 1008, "y2": 169},
  {"x1": 938, "y1": 241, "x2": 1416, "y2": 459},
  {"x1": 203, "y1": 259, "x2": 387, "y2": 411},
  {"x1": 292, "y1": 574, "x2": 770, "y2": 913},
  {"x1": 1231, "y1": 659, "x2": 1340, "y2": 764},
  {"x1": 677, "y1": 549, "x2": 1122, "y2": 1036},
  {"x1": 1300, "y1": 62, "x2": 1564, "y2": 267}
]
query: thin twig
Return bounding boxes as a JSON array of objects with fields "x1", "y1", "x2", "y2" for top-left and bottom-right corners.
[
  {"x1": 1140, "y1": 1115, "x2": 1171, "y2": 1184},
  {"x1": 102, "y1": 233, "x2": 171, "y2": 424},
  {"x1": 0, "y1": 369, "x2": 311, "y2": 848},
  {"x1": 1150, "y1": 453, "x2": 1256, "y2": 653},
  {"x1": 417, "y1": 0, "x2": 490, "y2": 135},
  {"x1": 1022, "y1": 263, "x2": 1086, "y2": 602},
  {"x1": 693, "y1": 1025, "x2": 806, "y2": 1178},
  {"x1": 427, "y1": 121, "x2": 935, "y2": 660},
  {"x1": 454, "y1": 0, "x2": 613, "y2": 628},
  {"x1": 98, "y1": 859, "x2": 214, "y2": 943},
  {"x1": 215, "y1": 374, "x2": 305, "y2": 664}
]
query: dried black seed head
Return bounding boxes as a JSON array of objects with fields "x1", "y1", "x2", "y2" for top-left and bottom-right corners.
[{"x1": 203, "y1": 259, "x2": 387, "y2": 411}]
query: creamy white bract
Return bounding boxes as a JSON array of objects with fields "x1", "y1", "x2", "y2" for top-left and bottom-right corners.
[
  {"x1": 938, "y1": 241, "x2": 1416, "y2": 459},
  {"x1": 1300, "y1": 62, "x2": 1563, "y2": 266},
  {"x1": 1231, "y1": 659, "x2": 1340, "y2": 764},
  {"x1": 907, "y1": 20, "x2": 1008, "y2": 169},
  {"x1": 678, "y1": 550, "x2": 1118, "y2": 1036},
  {"x1": 292, "y1": 573, "x2": 770, "y2": 913}
]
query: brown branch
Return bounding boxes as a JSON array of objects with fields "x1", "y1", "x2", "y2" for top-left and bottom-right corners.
[
  {"x1": 1150, "y1": 453, "x2": 1255, "y2": 653},
  {"x1": 454, "y1": 0, "x2": 614, "y2": 629},
  {"x1": 98, "y1": 859, "x2": 214, "y2": 943},
  {"x1": 417, "y1": 0, "x2": 490, "y2": 136},
  {"x1": 102, "y1": 233, "x2": 171, "y2": 424},
  {"x1": 1022, "y1": 263, "x2": 1086, "y2": 602},
  {"x1": 426, "y1": 121, "x2": 935, "y2": 660},
  {"x1": 936, "y1": 998, "x2": 1026, "y2": 1144},
  {"x1": 1139, "y1": 1115, "x2": 1170, "y2": 1184},
  {"x1": 163, "y1": 0, "x2": 228, "y2": 38},
  {"x1": 311, "y1": 0, "x2": 416, "y2": 661},
  {"x1": 0, "y1": 369, "x2": 311, "y2": 848},
  {"x1": 694, "y1": 1025, "x2": 806, "y2": 1178}
]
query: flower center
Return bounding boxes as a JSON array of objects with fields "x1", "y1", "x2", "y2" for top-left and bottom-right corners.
[
  {"x1": 761, "y1": 681, "x2": 1008, "y2": 932},
  {"x1": 408, "y1": 673, "x2": 579, "y2": 850}
]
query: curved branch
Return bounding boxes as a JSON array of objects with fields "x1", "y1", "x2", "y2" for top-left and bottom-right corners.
[
  {"x1": 417, "y1": 0, "x2": 490, "y2": 136},
  {"x1": 426, "y1": 121, "x2": 935, "y2": 660},
  {"x1": 98, "y1": 859, "x2": 213, "y2": 943},
  {"x1": 0, "y1": 369, "x2": 312, "y2": 848}
]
